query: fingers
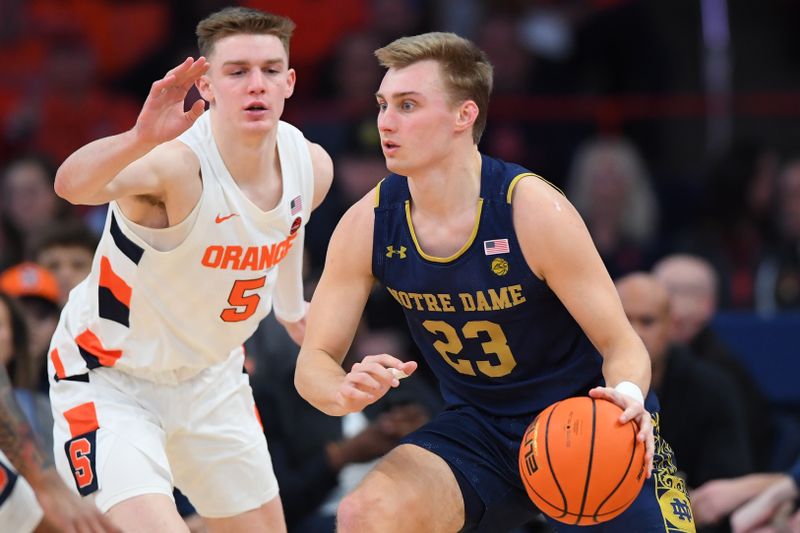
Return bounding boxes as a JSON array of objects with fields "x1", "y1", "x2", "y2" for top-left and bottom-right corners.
[
  {"x1": 357, "y1": 354, "x2": 416, "y2": 385},
  {"x1": 337, "y1": 355, "x2": 414, "y2": 412},
  {"x1": 150, "y1": 57, "x2": 209, "y2": 100},
  {"x1": 590, "y1": 387, "x2": 655, "y2": 479},
  {"x1": 164, "y1": 56, "x2": 208, "y2": 86}
]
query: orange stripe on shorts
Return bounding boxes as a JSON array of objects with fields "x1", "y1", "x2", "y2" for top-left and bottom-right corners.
[{"x1": 63, "y1": 402, "x2": 99, "y2": 438}]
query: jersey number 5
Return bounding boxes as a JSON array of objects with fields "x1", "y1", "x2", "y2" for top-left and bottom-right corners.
[
  {"x1": 422, "y1": 320, "x2": 518, "y2": 377},
  {"x1": 221, "y1": 276, "x2": 266, "y2": 322}
]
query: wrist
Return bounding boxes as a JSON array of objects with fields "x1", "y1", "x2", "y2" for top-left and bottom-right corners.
[{"x1": 614, "y1": 381, "x2": 644, "y2": 405}]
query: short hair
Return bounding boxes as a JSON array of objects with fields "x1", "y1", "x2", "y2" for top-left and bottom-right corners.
[
  {"x1": 196, "y1": 7, "x2": 296, "y2": 60},
  {"x1": 30, "y1": 220, "x2": 99, "y2": 259},
  {"x1": 375, "y1": 32, "x2": 493, "y2": 144}
]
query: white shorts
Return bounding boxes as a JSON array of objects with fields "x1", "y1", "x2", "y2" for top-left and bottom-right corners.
[
  {"x1": 0, "y1": 453, "x2": 43, "y2": 533},
  {"x1": 49, "y1": 350, "x2": 278, "y2": 518}
]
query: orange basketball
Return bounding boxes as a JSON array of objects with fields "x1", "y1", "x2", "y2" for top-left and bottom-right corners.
[{"x1": 518, "y1": 396, "x2": 646, "y2": 526}]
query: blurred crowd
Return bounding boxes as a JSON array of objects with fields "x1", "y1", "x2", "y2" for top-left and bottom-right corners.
[{"x1": 2, "y1": 1, "x2": 800, "y2": 532}]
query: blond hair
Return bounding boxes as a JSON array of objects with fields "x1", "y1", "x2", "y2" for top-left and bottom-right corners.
[
  {"x1": 196, "y1": 7, "x2": 295, "y2": 59},
  {"x1": 567, "y1": 137, "x2": 659, "y2": 244},
  {"x1": 375, "y1": 32, "x2": 493, "y2": 144}
]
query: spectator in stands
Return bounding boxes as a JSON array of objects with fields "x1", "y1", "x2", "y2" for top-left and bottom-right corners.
[
  {"x1": 31, "y1": 220, "x2": 98, "y2": 306},
  {"x1": 616, "y1": 273, "x2": 753, "y2": 495},
  {"x1": 0, "y1": 154, "x2": 74, "y2": 269},
  {"x1": 0, "y1": 262, "x2": 62, "y2": 394},
  {"x1": 755, "y1": 156, "x2": 800, "y2": 313},
  {"x1": 687, "y1": 139, "x2": 779, "y2": 309},
  {"x1": 0, "y1": 290, "x2": 52, "y2": 459},
  {"x1": 653, "y1": 254, "x2": 774, "y2": 471},
  {"x1": 568, "y1": 137, "x2": 660, "y2": 278}
]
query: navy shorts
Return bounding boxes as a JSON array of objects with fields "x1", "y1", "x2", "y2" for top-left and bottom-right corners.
[{"x1": 400, "y1": 404, "x2": 696, "y2": 533}]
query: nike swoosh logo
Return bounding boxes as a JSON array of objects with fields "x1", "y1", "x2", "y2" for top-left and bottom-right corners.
[{"x1": 215, "y1": 213, "x2": 239, "y2": 224}]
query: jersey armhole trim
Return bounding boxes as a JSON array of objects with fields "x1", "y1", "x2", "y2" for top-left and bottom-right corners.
[
  {"x1": 506, "y1": 173, "x2": 565, "y2": 204},
  {"x1": 374, "y1": 178, "x2": 386, "y2": 208}
]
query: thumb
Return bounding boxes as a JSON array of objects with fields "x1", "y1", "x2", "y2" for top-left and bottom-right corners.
[
  {"x1": 186, "y1": 99, "x2": 206, "y2": 121},
  {"x1": 400, "y1": 360, "x2": 418, "y2": 376}
]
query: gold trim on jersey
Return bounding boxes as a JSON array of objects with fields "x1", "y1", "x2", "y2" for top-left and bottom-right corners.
[
  {"x1": 404, "y1": 198, "x2": 484, "y2": 263},
  {"x1": 374, "y1": 178, "x2": 386, "y2": 207},
  {"x1": 506, "y1": 173, "x2": 565, "y2": 204}
]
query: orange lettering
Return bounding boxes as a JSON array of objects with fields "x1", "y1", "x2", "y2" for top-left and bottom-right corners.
[
  {"x1": 240, "y1": 247, "x2": 259, "y2": 271},
  {"x1": 202, "y1": 246, "x2": 224, "y2": 268},
  {"x1": 221, "y1": 246, "x2": 243, "y2": 270}
]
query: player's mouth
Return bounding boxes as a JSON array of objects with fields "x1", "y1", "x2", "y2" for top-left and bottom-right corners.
[
  {"x1": 244, "y1": 102, "x2": 269, "y2": 117},
  {"x1": 382, "y1": 140, "x2": 400, "y2": 155}
]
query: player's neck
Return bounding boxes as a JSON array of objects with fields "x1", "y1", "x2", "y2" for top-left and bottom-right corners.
[
  {"x1": 211, "y1": 118, "x2": 279, "y2": 186},
  {"x1": 407, "y1": 147, "x2": 482, "y2": 218}
]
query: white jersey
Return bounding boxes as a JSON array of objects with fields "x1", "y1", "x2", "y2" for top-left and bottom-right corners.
[{"x1": 49, "y1": 112, "x2": 313, "y2": 380}]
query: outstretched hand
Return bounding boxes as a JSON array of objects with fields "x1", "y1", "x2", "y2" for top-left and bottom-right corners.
[
  {"x1": 589, "y1": 386, "x2": 655, "y2": 479},
  {"x1": 336, "y1": 354, "x2": 418, "y2": 414},
  {"x1": 134, "y1": 57, "x2": 209, "y2": 146}
]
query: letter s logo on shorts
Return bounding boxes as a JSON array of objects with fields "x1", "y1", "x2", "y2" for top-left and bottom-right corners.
[{"x1": 65, "y1": 431, "x2": 99, "y2": 496}]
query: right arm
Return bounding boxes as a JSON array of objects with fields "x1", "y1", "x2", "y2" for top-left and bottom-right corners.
[
  {"x1": 0, "y1": 366, "x2": 120, "y2": 532},
  {"x1": 55, "y1": 57, "x2": 208, "y2": 207},
  {"x1": 294, "y1": 191, "x2": 416, "y2": 416}
]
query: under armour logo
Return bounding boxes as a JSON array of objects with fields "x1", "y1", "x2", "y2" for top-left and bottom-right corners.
[
  {"x1": 386, "y1": 245, "x2": 407, "y2": 259},
  {"x1": 670, "y1": 498, "x2": 692, "y2": 522}
]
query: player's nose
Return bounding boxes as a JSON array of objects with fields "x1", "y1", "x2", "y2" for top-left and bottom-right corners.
[
  {"x1": 247, "y1": 70, "x2": 267, "y2": 94},
  {"x1": 378, "y1": 108, "x2": 396, "y2": 131}
]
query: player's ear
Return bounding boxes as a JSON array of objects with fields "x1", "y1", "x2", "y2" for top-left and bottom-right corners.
[
  {"x1": 454, "y1": 100, "x2": 479, "y2": 134},
  {"x1": 196, "y1": 75, "x2": 213, "y2": 104},
  {"x1": 284, "y1": 67, "x2": 296, "y2": 99}
]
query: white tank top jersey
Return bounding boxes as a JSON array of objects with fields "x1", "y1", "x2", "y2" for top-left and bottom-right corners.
[{"x1": 50, "y1": 112, "x2": 314, "y2": 381}]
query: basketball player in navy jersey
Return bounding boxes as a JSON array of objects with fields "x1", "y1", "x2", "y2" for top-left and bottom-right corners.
[{"x1": 295, "y1": 32, "x2": 695, "y2": 532}]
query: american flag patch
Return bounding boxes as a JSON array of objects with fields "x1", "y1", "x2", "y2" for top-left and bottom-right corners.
[
  {"x1": 484, "y1": 238, "x2": 510, "y2": 255},
  {"x1": 290, "y1": 195, "x2": 303, "y2": 215}
]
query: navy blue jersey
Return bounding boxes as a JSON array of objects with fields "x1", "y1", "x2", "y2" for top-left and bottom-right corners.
[{"x1": 372, "y1": 154, "x2": 603, "y2": 417}]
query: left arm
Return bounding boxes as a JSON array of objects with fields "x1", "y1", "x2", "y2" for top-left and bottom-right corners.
[
  {"x1": 274, "y1": 141, "x2": 334, "y2": 344},
  {"x1": 512, "y1": 177, "x2": 654, "y2": 474}
]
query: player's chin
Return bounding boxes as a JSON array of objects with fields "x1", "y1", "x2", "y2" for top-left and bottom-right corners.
[{"x1": 240, "y1": 117, "x2": 275, "y2": 133}]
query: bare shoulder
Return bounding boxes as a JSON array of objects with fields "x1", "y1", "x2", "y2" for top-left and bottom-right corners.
[
  {"x1": 510, "y1": 174, "x2": 590, "y2": 279},
  {"x1": 510, "y1": 174, "x2": 583, "y2": 232},
  {"x1": 149, "y1": 139, "x2": 201, "y2": 183},
  {"x1": 306, "y1": 140, "x2": 333, "y2": 209}
]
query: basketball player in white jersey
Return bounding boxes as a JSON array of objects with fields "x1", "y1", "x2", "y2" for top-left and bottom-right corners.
[{"x1": 47, "y1": 7, "x2": 332, "y2": 532}]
